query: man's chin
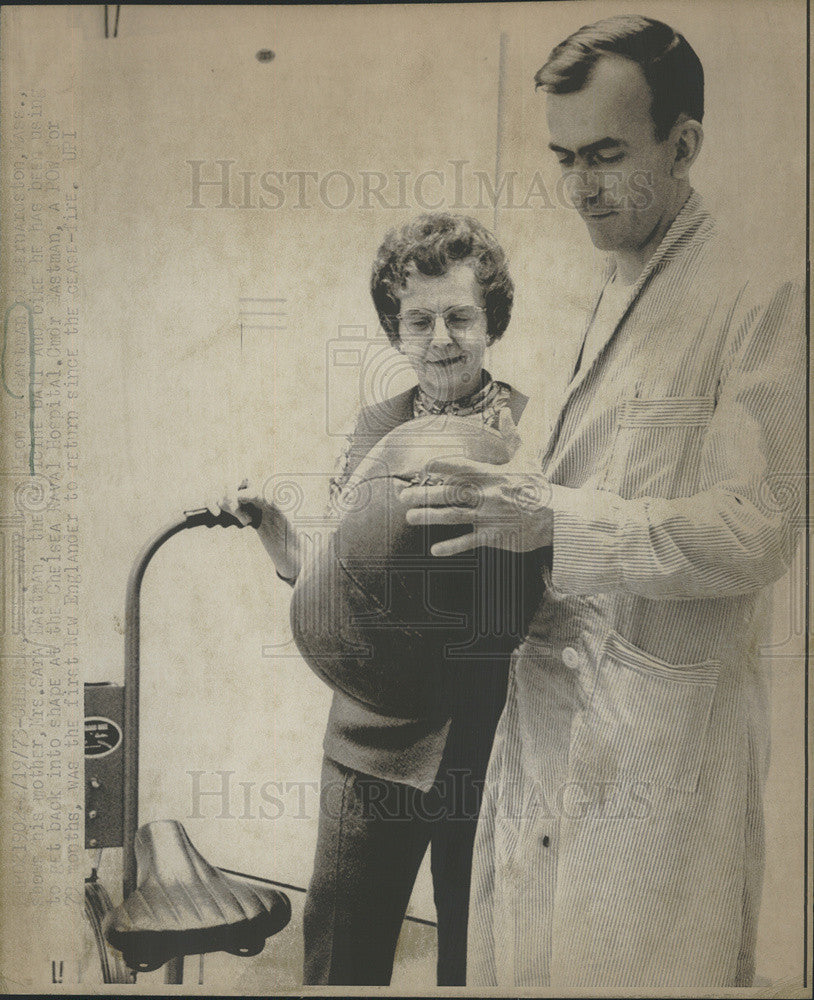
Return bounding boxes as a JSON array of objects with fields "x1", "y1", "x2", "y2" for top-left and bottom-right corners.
[
  {"x1": 585, "y1": 227, "x2": 622, "y2": 252},
  {"x1": 580, "y1": 213, "x2": 624, "y2": 251}
]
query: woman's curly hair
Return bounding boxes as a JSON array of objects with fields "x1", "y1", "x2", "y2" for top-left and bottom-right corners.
[{"x1": 370, "y1": 213, "x2": 514, "y2": 346}]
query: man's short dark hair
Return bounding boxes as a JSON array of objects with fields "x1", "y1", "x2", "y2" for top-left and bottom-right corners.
[
  {"x1": 371, "y1": 212, "x2": 513, "y2": 346},
  {"x1": 535, "y1": 15, "x2": 704, "y2": 141}
]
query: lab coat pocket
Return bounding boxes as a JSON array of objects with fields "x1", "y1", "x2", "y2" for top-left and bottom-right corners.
[
  {"x1": 570, "y1": 629, "x2": 720, "y2": 794},
  {"x1": 602, "y1": 395, "x2": 715, "y2": 496}
]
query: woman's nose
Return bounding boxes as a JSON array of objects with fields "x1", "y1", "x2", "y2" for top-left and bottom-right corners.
[{"x1": 428, "y1": 320, "x2": 454, "y2": 348}]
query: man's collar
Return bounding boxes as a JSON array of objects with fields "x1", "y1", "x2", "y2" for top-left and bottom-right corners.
[{"x1": 603, "y1": 189, "x2": 713, "y2": 289}]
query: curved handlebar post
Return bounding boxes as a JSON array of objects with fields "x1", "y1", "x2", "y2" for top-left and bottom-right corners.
[{"x1": 122, "y1": 504, "x2": 262, "y2": 900}]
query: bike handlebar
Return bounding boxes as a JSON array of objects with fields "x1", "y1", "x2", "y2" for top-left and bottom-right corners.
[{"x1": 182, "y1": 504, "x2": 262, "y2": 530}]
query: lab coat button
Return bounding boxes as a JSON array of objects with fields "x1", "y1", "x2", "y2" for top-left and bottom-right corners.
[{"x1": 562, "y1": 646, "x2": 579, "y2": 670}]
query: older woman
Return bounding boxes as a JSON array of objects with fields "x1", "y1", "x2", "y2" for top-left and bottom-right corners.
[{"x1": 220, "y1": 213, "x2": 531, "y2": 985}]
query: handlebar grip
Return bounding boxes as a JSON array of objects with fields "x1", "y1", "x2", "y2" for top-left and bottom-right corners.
[{"x1": 183, "y1": 505, "x2": 262, "y2": 530}]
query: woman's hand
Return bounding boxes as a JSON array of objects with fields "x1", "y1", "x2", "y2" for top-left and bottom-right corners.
[
  {"x1": 210, "y1": 479, "x2": 259, "y2": 528},
  {"x1": 209, "y1": 479, "x2": 301, "y2": 580}
]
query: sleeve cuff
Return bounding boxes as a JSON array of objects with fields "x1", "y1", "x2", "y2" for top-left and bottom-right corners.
[{"x1": 547, "y1": 483, "x2": 625, "y2": 593}]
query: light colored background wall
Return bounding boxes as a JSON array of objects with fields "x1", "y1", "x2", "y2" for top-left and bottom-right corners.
[{"x1": 63, "y1": 1, "x2": 806, "y2": 988}]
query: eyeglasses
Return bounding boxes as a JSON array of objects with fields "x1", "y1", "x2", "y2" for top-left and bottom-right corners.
[{"x1": 396, "y1": 305, "x2": 486, "y2": 338}]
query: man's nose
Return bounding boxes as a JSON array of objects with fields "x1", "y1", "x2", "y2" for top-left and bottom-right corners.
[
  {"x1": 580, "y1": 168, "x2": 605, "y2": 203},
  {"x1": 562, "y1": 167, "x2": 602, "y2": 209}
]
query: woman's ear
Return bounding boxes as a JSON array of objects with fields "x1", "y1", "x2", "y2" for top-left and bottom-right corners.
[{"x1": 670, "y1": 117, "x2": 704, "y2": 179}]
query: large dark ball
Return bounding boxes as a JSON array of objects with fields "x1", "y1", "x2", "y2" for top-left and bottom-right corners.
[{"x1": 291, "y1": 415, "x2": 547, "y2": 718}]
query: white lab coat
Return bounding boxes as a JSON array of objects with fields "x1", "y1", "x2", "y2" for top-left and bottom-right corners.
[{"x1": 467, "y1": 192, "x2": 805, "y2": 988}]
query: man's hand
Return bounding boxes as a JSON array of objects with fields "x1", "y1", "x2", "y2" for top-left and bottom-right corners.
[{"x1": 398, "y1": 459, "x2": 554, "y2": 557}]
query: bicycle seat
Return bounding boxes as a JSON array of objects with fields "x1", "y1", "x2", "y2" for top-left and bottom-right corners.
[{"x1": 104, "y1": 820, "x2": 291, "y2": 972}]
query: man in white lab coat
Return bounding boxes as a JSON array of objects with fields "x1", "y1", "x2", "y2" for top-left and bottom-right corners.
[{"x1": 398, "y1": 14, "x2": 805, "y2": 988}]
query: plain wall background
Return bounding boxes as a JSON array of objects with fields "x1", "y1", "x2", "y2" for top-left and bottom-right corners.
[{"x1": 42, "y1": 1, "x2": 806, "y2": 987}]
